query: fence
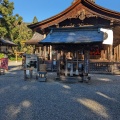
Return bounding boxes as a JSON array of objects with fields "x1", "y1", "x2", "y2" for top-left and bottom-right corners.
[
  {"x1": 89, "y1": 62, "x2": 120, "y2": 75},
  {"x1": 43, "y1": 60, "x2": 120, "y2": 75}
]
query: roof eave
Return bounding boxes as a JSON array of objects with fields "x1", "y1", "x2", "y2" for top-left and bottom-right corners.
[
  {"x1": 28, "y1": 0, "x2": 82, "y2": 29},
  {"x1": 28, "y1": 0, "x2": 120, "y2": 30}
]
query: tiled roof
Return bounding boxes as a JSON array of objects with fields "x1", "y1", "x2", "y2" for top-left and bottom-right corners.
[
  {"x1": 26, "y1": 32, "x2": 44, "y2": 45},
  {"x1": 39, "y1": 28, "x2": 104, "y2": 44},
  {"x1": 0, "y1": 38, "x2": 17, "y2": 46}
]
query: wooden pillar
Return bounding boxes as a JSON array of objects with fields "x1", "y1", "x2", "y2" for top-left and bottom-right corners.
[
  {"x1": 109, "y1": 45, "x2": 113, "y2": 62},
  {"x1": 76, "y1": 51, "x2": 79, "y2": 75},
  {"x1": 104, "y1": 45, "x2": 107, "y2": 60},
  {"x1": 117, "y1": 45, "x2": 119, "y2": 62},
  {"x1": 65, "y1": 58, "x2": 68, "y2": 76},
  {"x1": 39, "y1": 46, "x2": 42, "y2": 56},
  {"x1": 114, "y1": 46, "x2": 117, "y2": 61},
  {"x1": 84, "y1": 50, "x2": 90, "y2": 75},
  {"x1": 34, "y1": 45, "x2": 36, "y2": 54},
  {"x1": 101, "y1": 50, "x2": 104, "y2": 60},
  {"x1": 50, "y1": 45, "x2": 52, "y2": 60},
  {"x1": 48, "y1": 46, "x2": 50, "y2": 54},
  {"x1": 113, "y1": 47, "x2": 115, "y2": 61},
  {"x1": 57, "y1": 51, "x2": 61, "y2": 77},
  {"x1": 102, "y1": 45, "x2": 105, "y2": 60},
  {"x1": 42, "y1": 46, "x2": 44, "y2": 57},
  {"x1": 104, "y1": 50, "x2": 106, "y2": 60},
  {"x1": 118, "y1": 44, "x2": 120, "y2": 61},
  {"x1": 116, "y1": 46, "x2": 117, "y2": 61},
  {"x1": 16, "y1": 52, "x2": 17, "y2": 62},
  {"x1": 107, "y1": 45, "x2": 110, "y2": 60},
  {"x1": 44, "y1": 46, "x2": 46, "y2": 60},
  {"x1": 43, "y1": 34, "x2": 46, "y2": 59},
  {"x1": 47, "y1": 46, "x2": 49, "y2": 60}
]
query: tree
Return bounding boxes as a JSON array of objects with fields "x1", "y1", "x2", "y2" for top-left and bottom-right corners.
[
  {"x1": 0, "y1": 0, "x2": 33, "y2": 53},
  {"x1": 32, "y1": 16, "x2": 38, "y2": 23},
  {"x1": 14, "y1": 22, "x2": 33, "y2": 52},
  {"x1": 0, "y1": 0, "x2": 22, "y2": 39},
  {"x1": 90, "y1": 0, "x2": 95, "y2": 3}
]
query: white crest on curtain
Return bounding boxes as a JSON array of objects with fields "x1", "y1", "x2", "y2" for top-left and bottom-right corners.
[{"x1": 100, "y1": 28, "x2": 113, "y2": 45}]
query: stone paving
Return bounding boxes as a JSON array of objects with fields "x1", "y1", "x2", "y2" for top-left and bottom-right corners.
[{"x1": 0, "y1": 61, "x2": 120, "y2": 120}]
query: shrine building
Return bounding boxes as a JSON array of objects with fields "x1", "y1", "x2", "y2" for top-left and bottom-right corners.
[{"x1": 26, "y1": 0, "x2": 120, "y2": 75}]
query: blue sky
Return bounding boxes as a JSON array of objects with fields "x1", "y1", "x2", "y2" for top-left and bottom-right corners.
[{"x1": 9, "y1": 0, "x2": 120, "y2": 23}]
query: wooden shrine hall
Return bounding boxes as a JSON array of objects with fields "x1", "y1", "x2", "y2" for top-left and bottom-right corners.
[
  {"x1": 27, "y1": 0, "x2": 120, "y2": 77},
  {"x1": 0, "y1": 38, "x2": 17, "y2": 54}
]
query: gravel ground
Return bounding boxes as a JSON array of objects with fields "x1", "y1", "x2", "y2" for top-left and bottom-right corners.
[{"x1": 0, "y1": 61, "x2": 120, "y2": 120}]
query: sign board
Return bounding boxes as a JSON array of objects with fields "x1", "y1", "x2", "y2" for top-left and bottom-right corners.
[
  {"x1": 0, "y1": 58, "x2": 8, "y2": 70},
  {"x1": 25, "y1": 54, "x2": 38, "y2": 75},
  {"x1": 26, "y1": 54, "x2": 38, "y2": 68}
]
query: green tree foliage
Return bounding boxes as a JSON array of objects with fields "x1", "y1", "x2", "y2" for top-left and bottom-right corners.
[
  {"x1": 0, "y1": 0, "x2": 33, "y2": 53},
  {"x1": 91, "y1": 0, "x2": 95, "y2": 3},
  {"x1": 0, "y1": 0, "x2": 21, "y2": 39},
  {"x1": 15, "y1": 22, "x2": 33, "y2": 52},
  {"x1": 32, "y1": 16, "x2": 38, "y2": 23}
]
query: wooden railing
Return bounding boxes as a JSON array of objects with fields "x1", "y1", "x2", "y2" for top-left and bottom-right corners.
[
  {"x1": 44, "y1": 60, "x2": 120, "y2": 75},
  {"x1": 89, "y1": 62, "x2": 120, "y2": 74}
]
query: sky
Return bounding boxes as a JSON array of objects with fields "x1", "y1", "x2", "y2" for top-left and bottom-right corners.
[{"x1": 8, "y1": 0, "x2": 120, "y2": 23}]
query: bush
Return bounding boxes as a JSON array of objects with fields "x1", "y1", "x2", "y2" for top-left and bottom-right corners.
[
  {"x1": 0, "y1": 53, "x2": 4, "y2": 58},
  {"x1": 8, "y1": 56, "x2": 22, "y2": 61},
  {"x1": 0, "y1": 53, "x2": 22, "y2": 61},
  {"x1": 8, "y1": 54, "x2": 22, "y2": 61}
]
